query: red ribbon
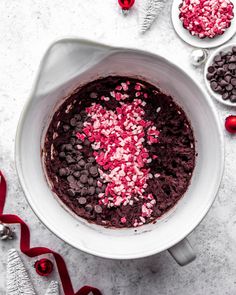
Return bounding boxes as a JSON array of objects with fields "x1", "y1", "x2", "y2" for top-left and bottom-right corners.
[{"x1": 0, "y1": 170, "x2": 102, "y2": 295}]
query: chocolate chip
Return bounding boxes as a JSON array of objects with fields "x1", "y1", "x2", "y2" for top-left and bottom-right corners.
[
  {"x1": 74, "y1": 114, "x2": 81, "y2": 121},
  {"x1": 68, "y1": 189, "x2": 76, "y2": 197},
  {"x1": 89, "y1": 166, "x2": 98, "y2": 176},
  {"x1": 59, "y1": 168, "x2": 68, "y2": 176},
  {"x1": 88, "y1": 177, "x2": 94, "y2": 185},
  {"x1": 223, "y1": 64, "x2": 229, "y2": 71},
  {"x1": 231, "y1": 78, "x2": 236, "y2": 86},
  {"x1": 222, "y1": 92, "x2": 229, "y2": 100},
  {"x1": 63, "y1": 125, "x2": 70, "y2": 132},
  {"x1": 85, "y1": 204, "x2": 93, "y2": 212},
  {"x1": 214, "y1": 55, "x2": 221, "y2": 62},
  {"x1": 67, "y1": 175, "x2": 75, "y2": 183},
  {"x1": 70, "y1": 137, "x2": 76, "y2": 145},
  {"x1": 78, "y1": 159, "x2": 85, "y2": 167},
  {"x1": 215, "y1": 86, "x2": 223, "y2": 94},
  {"x1": 216, "y1": 68, "x2": 224, "y2": 76},
  {"x1": 65, "y1": 144, "x2": 73, "y2": 151},
  {"x1": 70, "y1": 182, "x2": 79, "y2": 189},
  {"x1": 81, "y1": 169, "x2": 89, "y2": 176},
  {"x1": 101, "y1": 184, "x2": 106, "y2": 193},
  {"x1": 87, "y1": 157, "x2": 96, "y2": 163},
  {"x1": 226, "y1": 84, "x2": 233, "y2": 91},
  {"x1": 210, "y1": 81, "x2": 218, "y2": 91},
  {"x1": 78, "y1": 197, "x2": 87, "y2": 205},
  {"x1": 94, "y1": 205, "x2": 102, "y2": 214},
  {"x1": 59, "y1": 152, "x2": 66, "y2": 158},
  {"x1": 208, "y1": 66, "x2": 215, "y2": 73},
  {"x1": 75, "y1": 164, "x2": 82, "y2": 171},
  {"x1": 84, "y1": 139, "x2": 91, "y2": 146},
  {"x1": 66, "y1": 155, "x2": 75, "y2": 164},
  {"x1": 76, "y1": 122, "x2": 84, "y2": 129},
  {"x1": 80, "y1": 187, "x2": 88, "y2": 196},
  {"x1": 230, "y1": 95, "x2": 236, "y2": 102},
  {"x1": 229, "y1": 63, "x2": 236, "y2": 70},
  {"x1": 60, "y1": 144, "x2": 67, "y2": 151},
  {"x1": 207, "y1": 73, "x2": 215, "y2": 80},
  {"x1": 90, "y1": 92, "x2": 98, "y2": 98},
  {"x1": 96, "y1": 187, "x2": 102, "y2": 194},
  {"x1": 73, "y1": 171, "x2": 81, "y2": 178},
  {"x1": 70, "y1": 118, "x2": 77, "y2": 126},
  {"x1": 217, "y1": 61, "x2": 225, "y2": 67},
  {"x1": 77, "y1": 155, "x2": 83, "y2": 162},
  {"x1": 88, "y1": 186, "x2": 96, "y2": 195},
  {"x1": 93, "y1": 179, "x2": 97, "y2": 186},
  {"x1": 85, "y1": 163, "x2": 93, "y2": 170},
  {"x1": 229, "y1": 56, "x2": 236, "y2": 63},
  {"x1": 225, "y1": 75, "x2": 231, "y2": 83},
  {"x1": 80, "y1": 174, "x2": 88, "y2": 184},
  {"x1": 219, "y1": 80, "x2": 228, "y2": 87},
  {"x1": 80, "y1": 110, "x2": 87, "y2": 118},
  {"x1": 77, "y1": 181, "x2": 84, "y2": 189}
]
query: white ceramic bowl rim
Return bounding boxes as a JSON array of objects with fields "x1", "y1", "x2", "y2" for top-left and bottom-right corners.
[{"x1": 15, "y1": 38, "x2": 225, "y2": 259}]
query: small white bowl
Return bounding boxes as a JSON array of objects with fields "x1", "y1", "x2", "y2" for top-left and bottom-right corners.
[
  {"x1": 204, "y1": 43, "x2": 236, "y2": 107},
  {"x1": 172, "y1": 0, "x2": 236, "y2": 48}
]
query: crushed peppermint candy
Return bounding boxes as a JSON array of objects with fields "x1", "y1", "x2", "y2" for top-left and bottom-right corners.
[
  {"x1": 81, "y1": 96, "x2": 160, "y2": 224},
  {"x1": 120, "y1": 217, "x2": 127, "y2": 223},
  {"x1": 179, "y1": 0, "x2": 234, "y2": 39}
]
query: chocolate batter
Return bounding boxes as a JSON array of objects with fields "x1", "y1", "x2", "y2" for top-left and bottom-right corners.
[{"x1": 43, "y1": 76, "x2": 195, "y2": 228}]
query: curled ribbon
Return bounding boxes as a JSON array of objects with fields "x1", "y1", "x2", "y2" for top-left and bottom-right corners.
[{"x1": 0, "y1": 170, "x2": 102, "y2": 295}]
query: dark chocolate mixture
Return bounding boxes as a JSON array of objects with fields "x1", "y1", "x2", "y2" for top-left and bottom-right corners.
[{"x1": 44, "y1": 76, "x2": 195, "y2": 228}]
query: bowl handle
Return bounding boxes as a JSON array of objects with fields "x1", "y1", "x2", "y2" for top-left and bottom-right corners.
[
  {"x1": 32, "y1": 39, "x2": 113, "y2": 97},
  {"x1": 168, "y1": 238, "x2": 196, "y2": 266}
]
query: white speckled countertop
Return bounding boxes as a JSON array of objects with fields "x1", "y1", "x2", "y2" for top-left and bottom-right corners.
[{"x1": 1, "y1": 0, "x2": 236, "y2": 294}]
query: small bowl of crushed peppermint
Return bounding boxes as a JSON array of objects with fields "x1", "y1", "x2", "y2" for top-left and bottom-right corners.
[
  {"x1": 179, "y1": 0, "x2": 234, "y2": 39},
  {"x1": 172, "y1": 0, "x2": 236, "y2": 48},
  {"x1": 204, "y1": 44, "x2": 236, "y2": 106}
]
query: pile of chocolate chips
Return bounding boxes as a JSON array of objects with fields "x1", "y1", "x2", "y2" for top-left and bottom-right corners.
[
  {"x1": 46, "y1": 111, "x2": 106, "y2": 215},
  {"x1": 207, "y1": 46, "x2": 236, "y2": 102}
]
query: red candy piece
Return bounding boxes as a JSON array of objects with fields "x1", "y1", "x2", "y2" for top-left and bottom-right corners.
[
  {"x1": 35, "y1": 258, "x2": 53, "y2": 276},
  {"x1": 118, "y1": 0, "x2": 135, "y2": 10},
  {"x1": 225, "y1": 115, "x2": 236, "y2": 134}
]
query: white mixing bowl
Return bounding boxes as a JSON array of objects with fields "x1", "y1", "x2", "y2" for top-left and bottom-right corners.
[{"x1": 15, "y1": 39, "x2": 224, "y2": 264}]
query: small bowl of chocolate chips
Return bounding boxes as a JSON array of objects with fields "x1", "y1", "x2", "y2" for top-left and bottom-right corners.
[{"x1": 204, "y1": 43, "x2": 236, "y2": 106}]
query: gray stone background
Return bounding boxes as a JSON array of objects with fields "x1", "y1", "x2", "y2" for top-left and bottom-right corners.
[{"x1": 0, "y1": 0, "x2": 236, "y2": 294}]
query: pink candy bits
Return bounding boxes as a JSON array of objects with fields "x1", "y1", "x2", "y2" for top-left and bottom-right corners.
[{"x1": 179, "y1": 0, "x2": 234, "y2": 38}]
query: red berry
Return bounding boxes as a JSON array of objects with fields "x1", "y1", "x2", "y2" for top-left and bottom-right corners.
[
  {"x1": 118, "y1": 0, "x2": 135, "y2": 10},
  {"x1": 225, "y1": 115, "x2": 236, "y2": 134}
]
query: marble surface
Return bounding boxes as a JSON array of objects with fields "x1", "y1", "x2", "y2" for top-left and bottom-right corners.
[{"x1": 0, "y1": 0, "x2": 236, "y2": 294}]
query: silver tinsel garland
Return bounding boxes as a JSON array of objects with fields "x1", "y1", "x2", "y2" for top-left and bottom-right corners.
[
  {"x1": 140, "y1": 0, "x2": 167, "y2": 33},
  {"x1": 6, "y1": 249, "x2": 59, "y2": 295}
]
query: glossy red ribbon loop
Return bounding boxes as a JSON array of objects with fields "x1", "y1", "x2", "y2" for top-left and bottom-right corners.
[{"x1": 0, "y1": 171, "x2": 102, "y2": 295}]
